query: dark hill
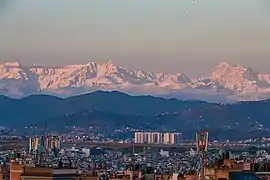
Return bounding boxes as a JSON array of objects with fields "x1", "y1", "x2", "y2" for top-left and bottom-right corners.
[
  {"x1": 0, "y1": 91, "x2": 270, "y2": 140},
  {"x1": 0, "y1": 91, "x2": 206, "y2": 126}
]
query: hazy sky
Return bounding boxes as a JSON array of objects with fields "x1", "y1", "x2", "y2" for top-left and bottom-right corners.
[{"x1": 0, "y1": 0, "x2": 270, "y2": 77}]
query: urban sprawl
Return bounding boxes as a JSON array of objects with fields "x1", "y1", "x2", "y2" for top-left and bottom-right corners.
[{"x1": 0, "y1": 131, "x2": 270, "y2": 180}]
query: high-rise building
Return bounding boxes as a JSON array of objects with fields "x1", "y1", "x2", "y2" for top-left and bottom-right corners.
[
  {"x1": 28, "y1": 135, "x2": 62, "y2": 153},
  {"x1": 163, "y1": 133, "x2": 171, "y2": 144},
  {"x1": 29, "y1": 137, "x2": 39, "y2": 152},
  {"x1": 134, "y1": 132, "x2": 163, "y2": 144},
  {"x1": 163, "y1": 133, "x2": 182, "y2": 144},
  {"x1": 152, "y1": 132, "x2": 162, "y2": 144},
  {"x1": 135, "y1": 132, "x2": 146, "y2": 143},
  {"x1": 134, "y1": 132, "x2": 181, "y2": 144},
  {"x1": 172, "y1": 133, "x2": 182, "y2": 144},
  {"x1": 50, "y1": 136, "x2": 61, "y2": 150},
  {"x1": 34, "y1": 137, "x2": 39, "y2": 150},
  {"x1": 28, "y1": 137, "x2": 32, "y2": 152}
]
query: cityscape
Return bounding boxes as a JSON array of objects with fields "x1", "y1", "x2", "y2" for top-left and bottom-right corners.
[
  {"x1": 1, "y1": 0, "x2": 270, "y2": 180},
  {"x1": 0, "y1": 130, "x2": 270, "y2": 179}
]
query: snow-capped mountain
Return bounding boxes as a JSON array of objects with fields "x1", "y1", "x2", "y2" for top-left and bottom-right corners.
[
  {"x1": 0, "y1": 60, "x2": 269, "y2": 102},
  {"x1": 211, "y1": 61, "x2": 270, "y2": 98}
]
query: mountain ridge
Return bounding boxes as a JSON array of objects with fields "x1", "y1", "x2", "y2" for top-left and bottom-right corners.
[
  {"x1": 0, "y1": 60, "x2": 270, "y2": 102},
  {"x1": 0, "y1": 90, "x2": 270, "y2": 140}
]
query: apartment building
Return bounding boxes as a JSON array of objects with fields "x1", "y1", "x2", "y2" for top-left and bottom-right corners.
[{"x1": 134, "y1": 132, "x2": 182, "y2": 144}]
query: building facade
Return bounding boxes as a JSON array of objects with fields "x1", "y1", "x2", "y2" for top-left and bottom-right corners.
[
  {"x1": 163, "y1": 133, "x2": 182, "y2": 145},
  {"x1": 134, "y1": 132, "x2": 182, "y2": 144}
]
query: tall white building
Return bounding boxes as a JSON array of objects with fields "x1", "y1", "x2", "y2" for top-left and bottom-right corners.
[
  {"x1": 163, "y1": 133, "x2": 182, "y2": 144},
  {"x1": 134, "y1": 132, "x2": 181, "y2": 144},
  {"x1": 50, "y1": 136, "x2": 61, "y2": 150},
  {"x1": 135, "y1": 132, "x2": 148, "y2": 143},
  {"x1": 172, "y1": 133, "x2": 182, "y2": 144},
  {"x1": 134, "y1": 132, "x2": 162, "y2": 144},
  {"x1": 163, "y1": 133, "x2": 171, "y2": 144},
  {"x1": 28, "y1": 136, "x2": 39, "y2": 152}
]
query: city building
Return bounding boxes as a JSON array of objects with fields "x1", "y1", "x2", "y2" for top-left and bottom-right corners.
[
  {"x1": 134, "y1": 132, "x2": 144, "y2": 144},
  {"x1": 135, "y1": 132, "x2": 163, "y2": 144},
  {"x1": 163, "y1": 133, "x2": 182, "y2": 145},
  {"x1": 148, "y1": 132, "x2": 162, "y2": 144},
  {"x1": 82, "y1": 148, "x2": 91, "y2": 158},
  {"x1": 29, "y1": 136, "x2": 39, "y2": 152},
  {"x1": 10, "y1": 159, "x2": 24, "y2": 180},
  {"x1": 50, "y1": 135, "x2": 61, "y2": 150},
  {"x1": 9, "y1": 158, "x2": 91, "y2": 180},
  {"x1": 21, "y1": 168, "x2": 81, "y2": 180},
  {"x1": 28, "y1": 135, "x2": 62, "y2": 154},
  {"x1": 134, "y1": 132, "x2": 182, "y2": 144}
]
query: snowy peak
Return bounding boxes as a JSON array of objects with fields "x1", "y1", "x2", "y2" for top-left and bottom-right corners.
[
  {"x1": 2, "y1": 60, "x2": 22, "y2": 67},
  {"x1": 0, "y1": 60, "x2": 28, "y2": 80},
  {"x1": 156, "y1": 73, "x2": 191, "y2": 87},
  {"x1": 215, "y1": 61, "x2": 230, "y2": 68},
  {"x1": 98, "y1": 60, "x2": 118, "y2": 77},
  {"x1": 211, "y1": 62, "x2": 270, "y2": 94},
  {"x1": 0, "y1": 60, "x2": 270, "y2": 102}
]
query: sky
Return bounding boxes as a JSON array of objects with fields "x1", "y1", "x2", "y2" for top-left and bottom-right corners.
[{"x1": 0, "y1": 0, "x2": 270, "y2": 77}]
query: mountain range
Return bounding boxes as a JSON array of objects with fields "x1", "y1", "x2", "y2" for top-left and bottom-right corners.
[
  {"x1": 0, "y1": 91, "x2": 270, "y2": 140},
  {"x1": 0, "y1": 60, "x2": 270, "y2": 102}
]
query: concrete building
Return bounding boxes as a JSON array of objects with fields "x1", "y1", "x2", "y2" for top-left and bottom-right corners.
[
  {"x1": 163, "y1": 133, "x2": 171, "y2": 144},
  {"x1": 134, "y1": 132, "x2": 181, "y2": 144},
  {"x1": 148, "y1": 132, "x2": 162, "y2": 144},
  {"x1": 10, "y1": 159, "x2": 24, "y2": 180},
  {"x1": 9, "y1": 159, "x2": 95, "y2": 180},
  {"x1": 21, "y1": 168, "x2": 82, "y2": 180},
  {"x1": 134, "y1": 132, "x2": 163, "y2": 144},
  {"x1": 50, "y1": 136, "x2": 61, "y2": 150},
  {"x1": 28, "y1": 135, "x2": 62, "y2": 154},
  {"x1": 0, "y1": 165, "x2": 9, "y2": 180},
  {"x1": 163, "y1": 133, "x2": 182, "y2": 144},
  {"x1": 82, "y1": 148, "x2": 91, "y2": 158},
  {"x1": 29, "y1": 137, "x2": 39, "y2": 152}
]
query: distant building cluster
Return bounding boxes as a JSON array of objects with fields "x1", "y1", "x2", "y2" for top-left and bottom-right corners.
[
  {"x1": 29, "y1": 135, "x2": 62, "y2": 152},
  {"x1": 134, "y1": 132, "x2": 182, "y2": 144}
]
